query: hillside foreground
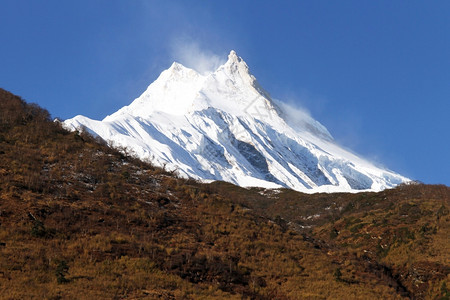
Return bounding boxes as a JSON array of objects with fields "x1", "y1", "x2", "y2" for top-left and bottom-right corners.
[{"x1": 0, "y1": 88, "x2": 449, "y2": 299}]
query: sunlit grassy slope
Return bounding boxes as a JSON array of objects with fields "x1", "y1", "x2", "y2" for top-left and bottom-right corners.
[{"x1": 0, "y1": 88, "x2": 448, "y2": 299}]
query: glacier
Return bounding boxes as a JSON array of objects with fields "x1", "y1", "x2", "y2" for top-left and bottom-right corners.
[{"x1": 64, "y1": 50, "x2": 409, "y2": 193}]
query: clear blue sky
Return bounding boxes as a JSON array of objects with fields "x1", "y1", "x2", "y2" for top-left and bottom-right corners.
[{"x1": 1, "y1": 1, "x2": 449, "y2": 185}]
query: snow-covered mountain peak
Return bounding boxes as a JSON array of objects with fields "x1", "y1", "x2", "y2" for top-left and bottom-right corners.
[
  {"x1": 167, "y1": 61, "x2": 198, "y2": 76},
  {"x1": 64, "y1": 50, "x2": 410, "y2": 193},
  {"x1": 191, "y1": 50, "x2": 281, "y2": 123},
  {"x1": 220, "y1": 50, "x2": 257, "y2": 88},
  {"x1": 103, "y1": 62, "x2": 206, "y2": 120},
  {"x1": 228, "y1": 49, "x2": 239, "y2": 61},
  {"x1": 161, "y1": 61, "x2": 202, "y2": 83},
  {"x1": 169, "y1": 61, "x2": 182, "y2": 71},
  {"x1": 224, "y1": 50, "x2": 248, "y2": 72}
]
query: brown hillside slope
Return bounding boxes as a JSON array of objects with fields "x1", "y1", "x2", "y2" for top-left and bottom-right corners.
[
  {"x1": 207, "y1": 182, "x2": 450, "y2": 299},
  {"x1": 0, "y1": 88, "x2": 448, "y2": 299}
]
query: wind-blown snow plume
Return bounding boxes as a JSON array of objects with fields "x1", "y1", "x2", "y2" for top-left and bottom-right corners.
[
  {"x1": 169, "y1": 38, "x2": 225, "y2": 75},
  {"x1": 272, "y1": 99, "x2": 332, "y2": 141}
]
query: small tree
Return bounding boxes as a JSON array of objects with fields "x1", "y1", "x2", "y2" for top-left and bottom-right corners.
[
  {"x1": 55, "y1": 260, "x2": 69, "y2": 284},
  {"x1": 333, "y1": 267, "x2": 342, "y2": 282},
  {"x1": 31, "y1": 220, "x2": 46, "y2": 238}
]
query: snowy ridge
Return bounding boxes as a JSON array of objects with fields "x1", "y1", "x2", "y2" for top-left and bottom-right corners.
[{"x1": 64, "y1": 50, "x2": 409, "y2": 193}]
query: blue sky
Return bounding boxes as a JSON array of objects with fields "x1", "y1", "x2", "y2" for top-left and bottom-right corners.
[{"x1": 1, "y1": 1, "x2": 449, "y2": 185}]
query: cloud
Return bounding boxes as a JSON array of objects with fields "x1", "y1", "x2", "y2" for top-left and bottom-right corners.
[{"x1": 169, "y1": 37, "x2": 226, "y2": 75}]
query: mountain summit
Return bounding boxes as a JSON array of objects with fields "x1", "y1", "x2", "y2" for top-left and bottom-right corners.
[{"x1": 64, "y1": 50, "x2": 408, "y2": 193}]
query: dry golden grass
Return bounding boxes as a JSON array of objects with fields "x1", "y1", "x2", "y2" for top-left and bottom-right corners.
[{"x1": 0, "y1": 88, "x2": 448, "y2": 299}]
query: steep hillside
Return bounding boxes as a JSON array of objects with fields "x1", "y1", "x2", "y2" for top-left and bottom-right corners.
[
  {"x1": 207, "y1": 182, "x2": 450, "y2": 299},
  {"x1": 0, "y1": 89, "x2": 448, "y2": 299}
]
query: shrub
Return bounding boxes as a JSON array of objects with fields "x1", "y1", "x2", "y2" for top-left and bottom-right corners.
[
  {"x1": 55, "y1": 260, "x2": 69, "y2": 284},
  {"x1": 31, "y1": 220, "x2": 47, "y2": 238}
]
